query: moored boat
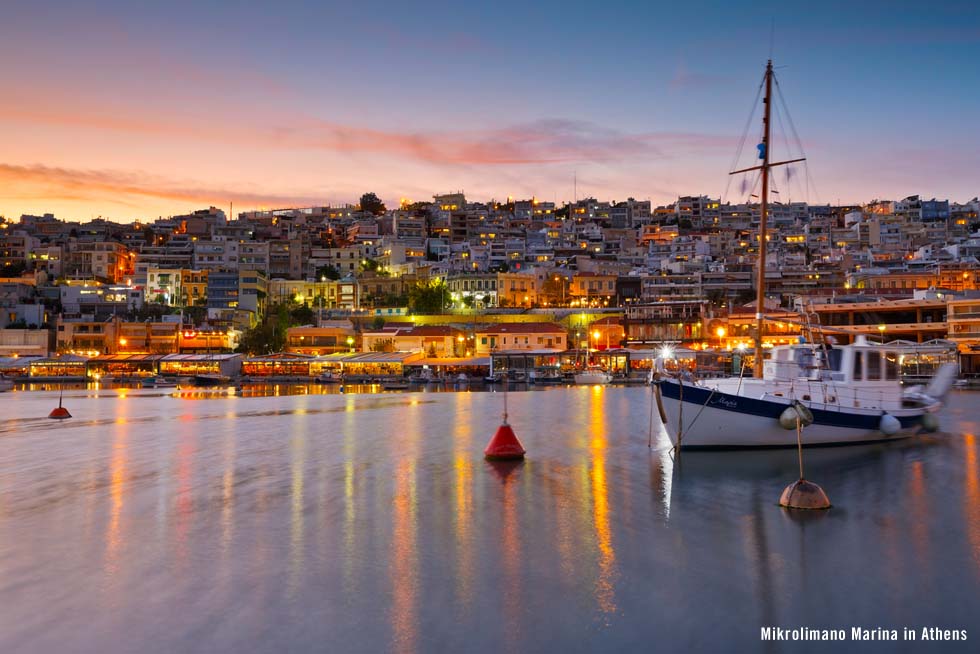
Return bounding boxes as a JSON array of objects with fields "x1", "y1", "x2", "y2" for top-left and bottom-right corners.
[
  {"x1": 651, "y1": 57, "x2": 960, "y2": 449},
  {"x1": 141, "y1": 375, "x2": 177, "y2": 388},
  {"x1": 654, "y1": 337, "x2": 956, "y2": 448},
  {"x1": 529, "y1": 367, "x2": 563, "y2": 384},
  {"x1": 574, "y1": 366, "x2": 612, "y2": 385},
  {"x1": 315, "y1": 371, "x2": 342, "y2": 384}
]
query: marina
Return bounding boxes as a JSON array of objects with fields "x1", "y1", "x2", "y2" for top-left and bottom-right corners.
[{"x1": 0, "y1": 386, "x2": 978, "y2": 652}]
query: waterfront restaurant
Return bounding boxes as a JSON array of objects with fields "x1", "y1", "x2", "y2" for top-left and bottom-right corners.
[
  {"x1": 86, "y1": 354, "x2": 166, "y2": 379},
  {"x1": 0, "y1": 355, "x2": 38, "y2": 378},
  {"x1": 242, "y1": 353, "x2": 314, "y2": 378},
  {"x1": 28, "y1": 354, "x2": 89, "y2": 380},
  {"x1": 493, "y1": 349, "x2": 568, "y2": 374},
  {"x1": 556, "y1": 348, "x2": 631, "y2": 374},
  {"x1": 403, "y1": 356, "x2": 490, "y2": 378},
  {"x1": 158, "y1": 353, "x2": 242, "y2": 378},
  {"x1": 310, "y1": 351, "x2": 423, "y2": 379}
]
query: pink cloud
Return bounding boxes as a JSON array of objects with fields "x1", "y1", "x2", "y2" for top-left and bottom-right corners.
[{"x1": 0, "y1": 163, "x2": 326, "y2": 209}]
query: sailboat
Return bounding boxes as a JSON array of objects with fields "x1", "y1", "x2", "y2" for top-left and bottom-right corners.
[{"x1": 654, "y1": 60, "x2": 957, "y2": 449}]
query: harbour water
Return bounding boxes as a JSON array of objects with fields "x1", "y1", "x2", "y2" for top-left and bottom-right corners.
[{"x1": 0, "y1": 387, "x2": 978, "y2": 653}]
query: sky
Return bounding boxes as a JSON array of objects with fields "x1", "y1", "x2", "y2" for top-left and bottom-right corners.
[{"x1": 1, "y1": 0, "x2": 978, "y2": 222}]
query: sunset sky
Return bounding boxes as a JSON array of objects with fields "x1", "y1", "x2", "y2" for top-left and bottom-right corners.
[{"x1": 2, "y1": 0, "x2": 978, "y2": 221}]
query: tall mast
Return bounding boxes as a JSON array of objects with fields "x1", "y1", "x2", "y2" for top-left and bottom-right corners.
[
  {"x1": 755, "y1": 60, "x2": 773, "y2": 378},
  {"x1": 729, "y1": 60, "x2": 805, "y2": 377}
]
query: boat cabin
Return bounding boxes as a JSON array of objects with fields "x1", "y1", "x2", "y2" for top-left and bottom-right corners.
[{"x1": 764, "y1": 336, "x2": 901, "y2": 385}]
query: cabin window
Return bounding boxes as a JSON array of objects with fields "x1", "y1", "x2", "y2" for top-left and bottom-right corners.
[
  {"x1": 867, "y1": 351, "x2": 882, "y2": 381},
  {"x1": 826, "y1": 348, "x2": 842, "y2": 371},
  {"x1": 853, "y1": 352, "x2": 863, "y2": 380},
  {"x1": 884, "y1": 354, "x2": 899, "y2": 381}
]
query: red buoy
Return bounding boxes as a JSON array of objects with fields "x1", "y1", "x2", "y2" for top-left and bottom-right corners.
[
  {"x1": 484, "y1": 423, "x2": 525, "y2": 460},
  {"x1": 48, "y1": 406, "x2": 72, "y2": 419}
]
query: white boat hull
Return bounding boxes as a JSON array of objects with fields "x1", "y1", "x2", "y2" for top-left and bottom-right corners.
[
  {"x1": 657, "y1": 379, "x2": 929, "y2": 449},
  {"x1": 574, "y1": 372, "x2": 611, "y2": 385}
]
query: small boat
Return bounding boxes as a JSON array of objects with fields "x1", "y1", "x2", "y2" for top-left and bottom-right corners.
[
  {"x1": 454, "y1": 373, "x2": 470, "y2": 385},
  {"x1": 574, "y1": 367, "x2": 612, "y2": 385},
  {"x1": 141, "y1": 375, "x2": 177, "y2": 388},
  {"x1": 193, "y1": 374, "x2": 232, "y2": 387},
  {"x1": 382, "y1": 378, "x2": 410, "y2": 390},
  {"x1": 315, "y1": 371, "x2": 343, "y2": 384},
  {"x1": 0, "y1": 378, "x2": 14, "y2": 392},
  {"x1": 529, "y1": 367, "x2": 563, "y2": 384}
]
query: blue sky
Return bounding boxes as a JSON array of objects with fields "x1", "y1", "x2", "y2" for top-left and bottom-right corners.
[{"x1": 1, "y1": 0, "x2": 977, "y2": 219}]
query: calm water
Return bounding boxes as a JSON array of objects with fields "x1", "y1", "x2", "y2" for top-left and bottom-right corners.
[{"x1": 1, "y1": 387, "x2": 978, "y2": 653}]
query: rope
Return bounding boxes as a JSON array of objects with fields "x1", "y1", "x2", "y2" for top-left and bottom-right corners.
[{"x1": 723, "y1": 71, "x2": 766, "y2": 205}]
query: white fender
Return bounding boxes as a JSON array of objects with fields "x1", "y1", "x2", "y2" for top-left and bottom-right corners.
[{"x1": 879, "y1": 413, "x2": 901, "y2": 436}]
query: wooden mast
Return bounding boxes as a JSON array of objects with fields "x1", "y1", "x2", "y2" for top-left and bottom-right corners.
[
  {"x1": 754, "y1": 60, "x2": 773, "y2": 378},
  {"x1": 730, "y1": 60, "x2": 804, "y2": 377}
]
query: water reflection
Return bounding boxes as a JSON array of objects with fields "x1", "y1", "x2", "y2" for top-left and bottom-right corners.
[
  {"x1": 965, "y1": 433, "x2": 980, "y2": 572},
  {"x1": 389, "y1": 401, "x2": 420, "y2": 653},
  {"x1": 452, "y1": 397, "x2": 475, "y2": 612},
  {"x1": 288, "y1": 410, "x2": 307, "y2": 599},
  {"x1": 1, "y1": 389, "x2": 980, "y2": 653},
  {"x1": 588, "y1": 390, "x2": 617, "y2": 619},
  {"x1": 104, "y1": 402, "x2": 130, "y2": 587}
]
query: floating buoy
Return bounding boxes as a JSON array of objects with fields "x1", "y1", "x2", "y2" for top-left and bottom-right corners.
[
  {"x1": 879, "y1": 413, "x2": 901, "y2": 436},
  {"x1": 484, "y1": 423, "x2": 525, "y2": 460},
  {"x1": 779, "y1": 410, "x2": 830, "y2": 510},
  {"x1": 49, "y1": 386, "x2": 71, "y2": 419},
  {"x1": 779, "y1": 479, "x2": 831, "y2": 510},
  {"x1": 920, "y1": 413, "x2": 940, "y2": 433},
  {"x1": 485, "y1": 373, "x2": 525, "y2": 460},
  {"x1": 48, "y1": 406, "x2": 72, "y2": 419}
]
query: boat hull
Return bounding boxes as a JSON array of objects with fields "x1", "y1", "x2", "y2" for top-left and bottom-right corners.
[
  {"x1": 657, "y1": 379, "x2": 927, "y2": 449},
  {"x1": 574, "y1": 371, "x2": 612, "y2": 385}
]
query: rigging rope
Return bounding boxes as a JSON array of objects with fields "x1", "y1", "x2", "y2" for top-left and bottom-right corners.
[{"x1": 723, "y1": 70, "x2": 766, "y2": 205}]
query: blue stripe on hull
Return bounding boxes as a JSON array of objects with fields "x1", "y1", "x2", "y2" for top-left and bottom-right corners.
[{"x1": 657, "y1": 379, "x2": 922, "y2": 430}]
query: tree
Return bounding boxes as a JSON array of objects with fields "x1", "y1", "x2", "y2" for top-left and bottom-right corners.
[
  {"x1": 370, "y1": 337, "x2": 395, "y2": 353},
  {"x1": 462, "y1": 295, "x2": 475, "y2": 309},
  {"x1": 1, "y1": 261, "x2": 27, "y2": 276},
  {"x1": 316, "y1": 264, "x2": 341, "y2": 280},
  {"x1": 359, "y1": 258, "x2": 380, "y2": 273},
  {"x1": 359, "y1": 192, "x2": 386, "y2": 216},
  {"x1": 290, "y1": 304, "x2": 315, "y2": 325},
  {"x1": 371, "y1": 316, "x2": 386, "y2": 330},
  {"x1": 408, "y1": 280, "x2": 449, "y2": 314}
]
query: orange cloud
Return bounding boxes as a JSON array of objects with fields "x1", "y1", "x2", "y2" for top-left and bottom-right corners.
[
  {"x1": 0, "y1": 163, "x2": 325, "y2": 209},
  {"x1": 0, "y1": 103, "x2": 732, "y2": 167}
]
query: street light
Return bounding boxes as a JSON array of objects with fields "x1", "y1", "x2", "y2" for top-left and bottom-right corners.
[
  {"x1": 346, "y1": 336, "x2": 355, "y2": 352},
  {"x1": 877, "y1": 324, "x2": 886, "y2": 344},
  {"x1": 715, "y1": 326, "x2": 726, "y2": 349}
]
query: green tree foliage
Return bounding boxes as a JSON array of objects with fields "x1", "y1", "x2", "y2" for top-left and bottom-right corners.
[
  {"x1": 289, "y1": 304, "x2": 315, "y2": 325},
  {"x1": 359, "y1": 192, "x2": 387, "y2": 216},
  {"x1": 407, "y1": 280, "x2": 449, "y2": 314},
  {"x1": 2, "y1": 260, "x2": 27, "y2": 276},
  {"x1": 370, "y1": 337, "x2": 395, "y2": 353},
  {"x1": 316, "y1": 264, "x2": 341, "y2": 280},
  {"x1": 359, "y1": 258, "x2": 380, "y2": 272}
]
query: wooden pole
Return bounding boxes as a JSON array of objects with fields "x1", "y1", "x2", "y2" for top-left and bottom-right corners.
[{"x1": 754, "y1": 60, "x2": 773, "y2": 378}]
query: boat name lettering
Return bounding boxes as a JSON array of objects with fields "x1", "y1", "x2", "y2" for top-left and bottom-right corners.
[{"x1": 710, "y1": 396, "x2": 738, "y2": 409}]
